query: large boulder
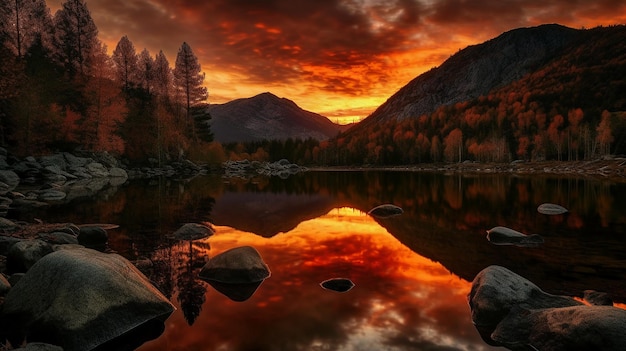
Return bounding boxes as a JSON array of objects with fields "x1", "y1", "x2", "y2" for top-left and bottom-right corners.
[
  {"x1": 468, "y1": 266, "x2": 582, "y2": 328},
  {"x1": 199, "y1": 246, "x2": 270, "y2": 284},
  {"x1": 468, "y1": 265, "x2": 626, "y2": 350},
  {"x1": 1, "y1": 248, "x2": 175, "y2": 351}
]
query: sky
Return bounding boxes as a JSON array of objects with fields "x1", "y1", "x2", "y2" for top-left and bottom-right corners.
[{"x1": 46, "y1": 0, "x2": 626, "y2": 124}]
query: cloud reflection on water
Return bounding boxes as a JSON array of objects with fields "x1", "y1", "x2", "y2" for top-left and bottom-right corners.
[{"x1": 138, "y1": 207, "x2": 494, "y2": 351}]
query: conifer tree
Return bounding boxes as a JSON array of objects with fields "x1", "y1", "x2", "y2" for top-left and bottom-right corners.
[
  {"x1": 138, "y1": 48, "x2": 154, "y2": 94},
  {"x1": 112, "y1": 35, "x2": 138, "y2": 91},
  {"x1": 154, "y1": 50, "x2": 172, "y2": 99},
  {"x1": 52, "y1": 0, "x2": 98, "y2": 78},
  {"x1": 173, "y1": 42, "x2": 207, "y2": 141}
]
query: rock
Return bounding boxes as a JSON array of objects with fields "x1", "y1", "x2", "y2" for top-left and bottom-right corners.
[
  {"x1": 38, "y1": 190, "x2": 67, "y2": 201},
  {"x1": 537, "y1": 203, "x2": 568, "y2": 215},
  {"x1": 38, "y1": 232, "x2": 79, "y2": 245},
  {"x1": 171, "y1": 223, "x2": 214, "y2": 241},
  {"x1": 320, "y1": 278, "x2": 355, "y2": 293},
  {"x1": 39, "y1": 154, "x2": 67, "y2": 171},
  {"x1": 109, "y1": 167, "x2": 128, "y2": 178},
  {"x1": 468, "y1": 265, "x2": 582, "y2": 329},
  {"x1": 0, "y1": 170, "x2": 20, "y2": 190},
  {"x1": 1, "y1": 248, "x2": 175, "y2": 351},
  {"x1": 491, "y1": 305, "x2": 626, "y2": 350},
  {"x1": 0, "y1": 235, "x2": 21, "y2": 255},
  {"x1": 0, "y1": 274, "x2": 10, "y2": 295},
  {"x1": 13, "y1": 343, "x2": 64, "y2": 351},
  {"x1": 199, "y1": 246, "x2": 270, "y2": 284},
  {"x1": 367, "y1": 204, "x2": 404, "y2": 218},
  {"x1": 6, "y1": 239, "x2": 54, "y2": 273},
  {"x1": 85, "y1": 162, "x2": 109, "y2": 177},
  {"x1": 63, "y1": 152, "x2": 92, "y2": 168},
  {"x1": 77, "y1": 226, "x2": 108, "y2": 251},
  {"x1": 486, "y1": 226, "x2": 544, "y2": 247},
  {"x1": 0, "y1": 217, "x2": 19, "y2": 231},
  {"x1": 0, "y1": 181, "x2": 11, "y2": 195},
  {"x1": 583, "y1": 289, "x2": 613, "y2": 306}
]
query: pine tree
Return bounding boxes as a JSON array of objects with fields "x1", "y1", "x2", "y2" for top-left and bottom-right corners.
[
  {"x1": 112, "y1": 35, "x2": 138, "y2": 91},
  {"x1": 154, "y1": 50, "x2": 172, "y2": 99},
  {"x1": 173, "y1": 42, "x2": 207, "y2": 141},
  {"x1": 52, "y1": 0, "x2": 98, "y2": 78},
  {"x1": 138, "y1": 48, "x2": 154, "y2": 94}
]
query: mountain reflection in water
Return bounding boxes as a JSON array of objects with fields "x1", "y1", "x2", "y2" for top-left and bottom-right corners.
[
  {"x1": 139, "y1": 208, "x2": 487, "y2": 351},
  {"x1": 14, "y1": 171, "x2": 626, "y2": 350}
]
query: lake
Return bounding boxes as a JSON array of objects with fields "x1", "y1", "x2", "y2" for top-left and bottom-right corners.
[{"x1": 13, "y1": 170, "x2": 626, "y2": 350}]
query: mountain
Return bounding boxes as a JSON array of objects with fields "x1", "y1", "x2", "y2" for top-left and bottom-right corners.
[
  {"x1": 352, "y1": 24, "x2": 580, "y2": 131},
  {"x1": 322, "y1": 24, "x2": 626, "y2": 164},
  {"x1": 206, "y1": 92, "x2": 342, "y2": 143}
]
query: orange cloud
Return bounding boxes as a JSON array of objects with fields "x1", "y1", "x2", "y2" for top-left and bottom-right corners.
[{"x1": 45, "y1": 0, "x2": 626, "y2": 123}]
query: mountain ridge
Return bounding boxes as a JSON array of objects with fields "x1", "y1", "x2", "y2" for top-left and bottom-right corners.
[
  {"x1": 207, "y1": 92, "x2": 343, "y2": 143},
  {"x1": 350, "y1": 24, "x2": 581, "y2": 132}
]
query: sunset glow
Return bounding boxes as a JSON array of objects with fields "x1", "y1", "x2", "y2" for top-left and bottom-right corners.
[
  {"x1": 45, "y1": 0, "x2": 626, "y2": 124},
  {"x1": 138, "y1": 207, "x2": 482, "y2": 350}
]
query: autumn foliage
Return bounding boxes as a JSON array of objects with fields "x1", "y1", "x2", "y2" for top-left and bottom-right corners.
[{"x1": 0, "y1": 0, "x2": 212, "y2": 163}]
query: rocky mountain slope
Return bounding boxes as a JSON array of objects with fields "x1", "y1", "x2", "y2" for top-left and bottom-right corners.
[
  {"x1": 207, "y1": 92, "x2": 342, "y2": 143},
  {"x1": 352, "y1": 24, "x2": 580, "y2": 131}
]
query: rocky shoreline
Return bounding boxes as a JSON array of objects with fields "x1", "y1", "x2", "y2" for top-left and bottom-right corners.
[{"x1": 310, "y1": 158, "x2": 626, "y2": 181}]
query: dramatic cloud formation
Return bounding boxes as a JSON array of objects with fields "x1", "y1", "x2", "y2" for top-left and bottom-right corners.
[{"x1": 46, "y1": 0, "x2": 626, "y2": 123}]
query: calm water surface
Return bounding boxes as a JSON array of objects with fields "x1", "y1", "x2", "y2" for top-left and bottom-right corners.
[{"x1": 14, "y1": 171, "x2": 626, "y2": 350}]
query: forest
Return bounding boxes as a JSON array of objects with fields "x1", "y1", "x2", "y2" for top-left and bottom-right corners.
[
  {"x1": 1, "y1": 1, "x2": 625, "y2": 168},
  {"x1": 0, "y1": 0, "x2": 215, "y2": 164}
]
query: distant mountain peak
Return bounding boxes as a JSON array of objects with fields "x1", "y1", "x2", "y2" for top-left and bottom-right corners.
[{"x1": 207, "y1": 92, "x2": 342, "y2": 143}]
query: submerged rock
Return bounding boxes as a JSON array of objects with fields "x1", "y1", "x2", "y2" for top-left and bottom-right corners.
[
  {"x1": 537, "y1": 203, "x2": 568, "y2": 215},
  {"x1": 367, "y1": 204, "x2": 403, "y2": 219},
  {"x1": 199, "y1": 246, "x2": 270, "y2": 284},
  {"x1": 1, "y1": 248, "x2": 174, "y2": 351},
  {"x1": 320, "y1": 278, "x2": 355, "y2": 293},
  {"x1": 171, "y1": 223, "x2": 215, "y2": 241},
  {"x1": 486, "y1": 226, "x2": 544, "y2": 247}
]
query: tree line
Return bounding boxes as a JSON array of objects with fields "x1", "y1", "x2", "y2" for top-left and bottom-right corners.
[{"x1": 0, "y1": 0, "x2": 212, "y2": 164}]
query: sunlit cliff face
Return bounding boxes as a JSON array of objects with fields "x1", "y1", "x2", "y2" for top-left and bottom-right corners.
[
  {"x1": 45, "y1": 0, "x2": 626, "y2": 123},
  {"x1": 139, "y1": 207, "x2": 488, "y2": 351}
]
